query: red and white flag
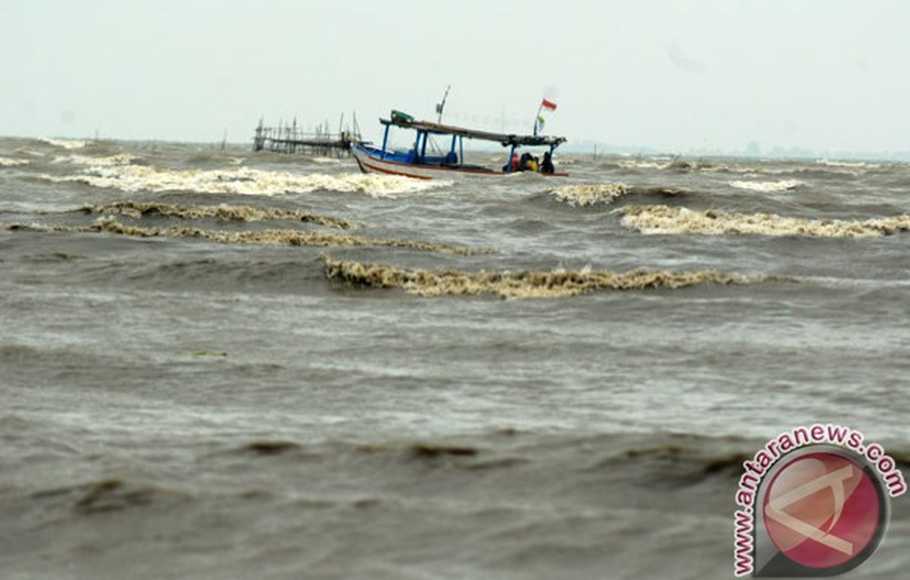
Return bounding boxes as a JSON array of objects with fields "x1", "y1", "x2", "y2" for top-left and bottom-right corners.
[{"x1": 541, "y1": 98, "x2": 558, "y2": 112}]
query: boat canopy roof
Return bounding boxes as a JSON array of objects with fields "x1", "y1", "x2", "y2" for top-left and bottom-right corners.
[{"x1": 380, "y1": 114, "x2": 566, "y2": 148}]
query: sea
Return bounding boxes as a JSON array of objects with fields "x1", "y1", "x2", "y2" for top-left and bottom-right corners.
[{"x1": 1, "y1": 137, "x2": 908, "y2": 579}]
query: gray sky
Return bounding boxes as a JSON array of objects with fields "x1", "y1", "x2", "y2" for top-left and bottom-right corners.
[{"x1": 2, "y1": 1, "x2": 908, "y2": 153}]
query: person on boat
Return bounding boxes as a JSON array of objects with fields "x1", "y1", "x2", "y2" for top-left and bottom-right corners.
[
  {"x1": 519, "y1": 152, "x2": 532, "y2": 172},
  {"x1": 503, "y1": 151, "x2": 520, "y2": 173},
  {"x1": 540, "y1": 151, "x2": 555, "y2": 174},
  {"x1": 527, "y1": 156, "x2": 540, "y2": 173}
]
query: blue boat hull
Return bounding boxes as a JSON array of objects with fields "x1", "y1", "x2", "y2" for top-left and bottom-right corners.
[{"x1": 352, "y1": 143, "x2": 567, "y2": 180}]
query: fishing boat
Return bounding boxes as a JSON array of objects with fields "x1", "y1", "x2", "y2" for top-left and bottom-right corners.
[{"x1": 352, "y1": 110, "x2": 569, "y2": 180}]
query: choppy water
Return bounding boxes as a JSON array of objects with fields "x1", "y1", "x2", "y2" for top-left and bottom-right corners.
[{"x1": 1, "y1": 137, "x2": 909, "y2": 579}]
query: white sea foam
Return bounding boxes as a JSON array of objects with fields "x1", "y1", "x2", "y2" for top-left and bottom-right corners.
[
  {"x1": 618, "y1": 205, "x2": 910, "y2": 238},
  {"x1": 551, "y1": 183, "x2": 629, "y2": 207},
  {"x1": 617, "y1": 160, "x2": 669, "y2": 170},
  {"x1": 616, "y1": 158, "x2": 716, "y2": 172},
  {"x1": 817, "y1": 159, "x2": 880, "y2": 170},
  {"x1": 729, "y1": 179, "x2": 803, "y2": 193},
  {"x1": 53, "y1": 154, "x2": 140, "y2": 167},
  {"x1": 16, "y1": 149, "x2": 45, "y2": 158},
  {"x1": 37, "y1": 164, "x2": 448, "y2": 197},
  {"x1": 322, "y1": 257, "x2": 771, "y2": 299},
  {"x1": 39, "y1": 138, "x2": 88, "y2": 150},
  {"x1": 0, "y1": 157, "x2": 29, "y2": 168}
]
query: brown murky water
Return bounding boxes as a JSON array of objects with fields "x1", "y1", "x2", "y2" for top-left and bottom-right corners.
[{"x1": 2, "y1": 138, "x2": 909, "y2": 579}]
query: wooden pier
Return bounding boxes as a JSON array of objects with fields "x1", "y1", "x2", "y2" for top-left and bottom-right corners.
[{"x1": 252, "y1": 116, "x2": 360, "y2": 157}]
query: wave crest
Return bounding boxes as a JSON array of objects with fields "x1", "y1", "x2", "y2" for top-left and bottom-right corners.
[
  {"x1": 36, "y1": 164, "x2": 447, "y2": 197},
  {"x1": 11, "y1": 218, "x2": 486, "y2": 255},
  {"x1": 729, "y1": 179, "x2": 803, "y2": 193},
  {"x1": 322, "y1": 257, "x2": 775, "y2": 299},
  {"x1": 84, "y1": 201, "x2": 354, "y2": 229},
  {"x1": 619, "y1": 205, "x2": 910, "y2": 238},
  {"x1": 39, "y1": 138, "x2": 88, "y2": 150},
  {"x1": 551, "y1": 183, "x2": 629, "y2": 207},
  {"x1": 550, "y1": 184, "x2": 689, "y2": 207},
  {"x1": 614, "y1": 158, "x2": 718, "y2": 172},
  {"x1": 53, "y1": 153, "x2": 140, "y2": 167},
  {"x1": 817, "y1": 159, "x2": 881, "y2": 170},
  {"x1": 0, "y1": 157, "x2": 29, "y2": 168},
  {"x1": 31, "y1": 478, "x2": 188, "y2": 515}
]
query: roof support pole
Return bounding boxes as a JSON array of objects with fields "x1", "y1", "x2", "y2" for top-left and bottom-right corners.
[
  {"x1": 381, "y1": 124, "x2": 390, "y2": 160},
  {"x1": 449, "y1": 135, "x2": 457, "y2": 166}
]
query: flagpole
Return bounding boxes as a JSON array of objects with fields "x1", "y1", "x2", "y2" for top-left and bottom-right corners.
[{"x1": 533, "y1": 102, "x2": 544, "y2": 136}]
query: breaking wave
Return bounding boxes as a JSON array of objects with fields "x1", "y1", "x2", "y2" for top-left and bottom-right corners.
[
  {"x1": 614, "y1": 158, "x2": 718, "y2": 173},
  {"x1": 817, "y1": 159, "x2": 881, "y2": 170},
  {"x1": 11, "y1": 218, "x2": 486, "y2": 255},
  {"x1": 551, "y1": 183, "x2": 630, "y2": 207},
  {"x1": 39, "y1": 138, "x2": 88, "y2": 150},
  {"x1": 322, "y1": 257, "x2": 776, "y2": 299},
  {"x1": 0, "y1": 157, "x2": 29, "y2": 168},
  {"x1": 618, "y1": 205, "x2": 910, "y2": 238},
  {"x1": 550, "y1": 183, "x2": 689, "y2": 207},
  {"x1": 83, "y1": 201, "x2": 354, "y2": 229},
  {"x1": 36, "y1": 164, "x2": 447, "y2": 197},
  {"x1": 615, "y1": 159, "x2": 673, "y2": 171},
  {"x1": 610, "y1": 157, "x2": 889, "y2": 178},
  {"x1": 16, "y1": 148, "x2": 46, "y2": 158},
  {"x1": 53, "y1": 153, "x2": 140, "y2": 167},
  {"x1": 729, "y1": 179, "x2": 803, "y2": 193}
]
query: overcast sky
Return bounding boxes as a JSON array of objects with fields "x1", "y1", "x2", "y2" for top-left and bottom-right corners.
[{"x1": 2, "y1": 1, "x2": 907, "y2": 152}]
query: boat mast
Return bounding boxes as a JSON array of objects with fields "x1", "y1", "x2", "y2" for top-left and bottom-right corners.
[{"x1": 436, "y1": 85, "x2": 451, "y2": 123}]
